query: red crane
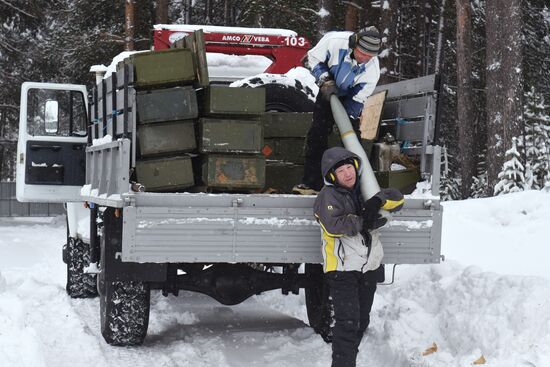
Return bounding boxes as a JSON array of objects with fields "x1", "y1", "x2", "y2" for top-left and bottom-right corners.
[{"x1": 153, "y1": 25, "x2": 311, "y2": 74}]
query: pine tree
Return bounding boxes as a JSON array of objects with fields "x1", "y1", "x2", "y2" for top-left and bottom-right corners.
[
  {"x1": 493, "y1": 137, "x2": 526, "y2": 195},
  {"x1": 486, "y1": 0, "x2": 523, "y2": 192},
  {"x1": 440, "y1": 175, "x2": 461, "y2": 201},
  {"x1": 455, "y1": 0, "x2": 475, "y2": 199},
  {"x1": 470, "y1": 149, "x2": 488, "y2": 198},
  {"x1": 524, "y1": 88, "x2": 549, "y2": 190}
]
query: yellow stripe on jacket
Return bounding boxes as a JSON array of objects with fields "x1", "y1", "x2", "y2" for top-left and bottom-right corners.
[
  {"x1": 322, "y1": 230, "x2": 339, "y2": 272},
  {"x1": 315, "y1": 215, "x2": 342, "y2": 272}
]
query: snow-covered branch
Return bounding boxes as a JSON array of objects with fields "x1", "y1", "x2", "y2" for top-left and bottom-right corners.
[
  {"x1": 0, "y1": 104, "x2": 19, "y2": 110},
  {"x1": 0, "y1": 0, "x2": 37, "y2": 18}
]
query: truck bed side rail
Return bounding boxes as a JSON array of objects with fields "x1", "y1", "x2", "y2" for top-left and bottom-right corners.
[
  {"x1": 374, "y1": 74, "x2": 441, "y2": 195},
  {"x1": 121, "y1": 193, "x2": 441, "y2": 265},
  {"x1": 82, "y1": 138, "x2": 131, "y2": 207}
]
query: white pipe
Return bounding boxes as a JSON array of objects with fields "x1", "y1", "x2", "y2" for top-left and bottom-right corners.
[{"x1": 330, "y1": 95, "x2": 380, "y2": 200}]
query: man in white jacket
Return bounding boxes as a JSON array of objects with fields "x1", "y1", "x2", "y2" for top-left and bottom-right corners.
[{"x1": 293, "y1": 27, "x2": 381, "y2": 195}]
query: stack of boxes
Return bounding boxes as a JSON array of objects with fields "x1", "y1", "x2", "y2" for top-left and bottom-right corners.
[
  {"x1": 121, "y1": 44, "x2": 267, "y2": 193},
  {"x1": 135, "y1": 86, "x2": 198, "y2": 191},
  {"x1": 128, "y1": 48, "x2": 198, "y2": 191},
  {"x1": 262, "y1": 112, "x2": 311, "y2": 193},
  {"x1": 199, "y1": 86, "x2": 266, "y2": 191}
]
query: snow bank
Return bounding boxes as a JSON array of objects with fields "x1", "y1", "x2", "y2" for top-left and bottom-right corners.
[
  {"x1": 367, "y1": 262, "x2": 550, "y2": 367},
  {"x1": 0, "y1": 293, "x2": 47, "y2": 367},
  {"x1": 0, "y1": 270, "x2": 5, "y2": 293},
  {"x1": 1, "y1": 191, "x2": 550, "y2": 366},
  {"x1": 442, "y1": 190, "x2": 550, "y2": 278}
]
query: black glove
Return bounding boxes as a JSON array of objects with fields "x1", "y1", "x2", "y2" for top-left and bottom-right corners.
[
  {"x1": 320, "y1": 80, "x2": 338, "y2": 101},
  {"x1": 361, "y1": 195, "x2": 383, "y2": 222},
  {"x1": 378, "y1": 188, "x2": 405, "y2": 213},
  {"x1": 361, "y1": 194, "x2": 390, "y2": 231},
  {"x1": 364, "y1": 214, "x2": 387, "y2": 230}
]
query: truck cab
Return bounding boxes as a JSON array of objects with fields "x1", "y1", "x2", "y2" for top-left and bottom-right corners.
[{"x1": 16, "y1": 26, "x2": 443, "y2": 347}]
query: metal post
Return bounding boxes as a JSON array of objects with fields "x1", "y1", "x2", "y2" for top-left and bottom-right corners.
[
  {"x1": 102, "y1": 79, "x2": 107, "y2": 138},
  {"x1": 89, "y1": 204, "x2": 99, "y2": 265},
  {"x1": 112, "y1": 73, "x2": 118, "y2": 137},
  {"x1": 123, "y1": 64, "x2": 129, "y2": 138}
]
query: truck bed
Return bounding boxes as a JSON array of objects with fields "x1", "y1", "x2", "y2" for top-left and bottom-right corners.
[{"x1": 119, "y1": 191, "x2": 442, "y2": 265}]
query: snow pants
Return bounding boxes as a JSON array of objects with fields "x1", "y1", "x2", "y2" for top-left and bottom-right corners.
[
  {"x1": 302, "y1": 94, "x2": 360, "y2": 191},
  {"x1": 325, "y1": 268, "x2": 380, "y2": 367}
]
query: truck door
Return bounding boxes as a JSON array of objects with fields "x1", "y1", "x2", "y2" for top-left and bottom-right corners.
[{"x1": 16, "y1": 82, "x2": 88, "y2": 203}]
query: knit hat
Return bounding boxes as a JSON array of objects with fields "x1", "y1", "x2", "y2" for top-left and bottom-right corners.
[
  {"x1": 355, "y1": 26, "x2": 381, "y2": 55},
  {"x1": 333, "y1": 157, "x2": 356, "y2": 171}
]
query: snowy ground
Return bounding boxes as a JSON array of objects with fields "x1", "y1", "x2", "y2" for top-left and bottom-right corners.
[{"x1": 1, "y1": 190, "x2": 550, "y2": 367}]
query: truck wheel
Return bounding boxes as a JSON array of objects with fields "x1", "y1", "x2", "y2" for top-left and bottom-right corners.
[
  {"x1": 65, "y1": 237, "x2": 98, "y2": 298},
  {"x1": 305, "y1": 264, "x2": 333, "y2": 343},
  {"x1": 100, "y1": 280, "x2": 150, "y2": 346},
  {"x1": 240, "y1": 76, "x2": 315, "y2": 112}
]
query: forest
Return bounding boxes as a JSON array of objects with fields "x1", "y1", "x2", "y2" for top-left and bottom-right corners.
[{"x1": 0, "y1": 0, "x2": 548, "y2": 199}]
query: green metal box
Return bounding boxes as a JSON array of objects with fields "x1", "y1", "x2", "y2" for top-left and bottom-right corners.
[
  {"x1": 202, "y1": 154, "x2": 265, "y2": 190},
  {"x1": 263, "y1": 112, "x2": 312, "y2": 138},
  {"x1": 265, "y1": 162, "x2": 303, "y2": 193},
  {"x1": 262, "y1": 138, "x2": 305, "y2": 165},
  {"x1": 138, "y1": 120, "x2": 196, "y2": 157},
  {"x1": 375, "y1": 167, "x2": 420, "y2": 194},
  {"x1": 137, "y1": 86, "x2": 198, "y2": 124},
  {"x1": 129, "y1": 49, "x2": 195, "y2": 88},
  {"x1": 136, "y1": 156, "x2": 194, "y2": 192},
  {"x1": 202, "y1": 86, "x2": 265, "y2": 116},
  {"x1": 183, "y1": 30, "x2": 210, "y2": 88},
  {"x1": 199, "y1": 118, "x2": 263, "y2": 154}
]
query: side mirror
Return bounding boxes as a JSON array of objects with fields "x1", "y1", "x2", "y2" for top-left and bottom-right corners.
[{"x1": 44, "y1": 99, "x2": 59, "y2": 134}]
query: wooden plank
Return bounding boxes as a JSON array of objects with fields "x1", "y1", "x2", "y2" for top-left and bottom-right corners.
[{"x1": 359, "y1": 90, "x2": 386, "y2": 140}]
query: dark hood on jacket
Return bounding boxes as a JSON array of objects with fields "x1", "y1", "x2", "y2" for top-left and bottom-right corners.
[{"x1": 321, "y1": 147, "x2": 362, "y2": 186}]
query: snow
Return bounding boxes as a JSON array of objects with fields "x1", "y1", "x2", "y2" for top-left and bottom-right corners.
[
  {"x1": 231, "y1": 67, "x2": 318, "y2": 102},
  {"x1": 153, "y1": 24, "x2": 297, "y2": 37},
  {"x1": 1, "y1": 190, "x2": 550, "y2": 366},
  {"x1": 317, "y1": 8, "x2": 330, "y2": 18},
  {"x1": 92, "y1": 134, "x2": 112, "y2": 146},
  {"x1": 97, "y1": 50, "x2": 148, "y2": 80},
  {"x1": 407, "y1": 180, "x2": 439, "y2": 199},
  {"x1": 207, "y1": 53, "x2": 271, "y2": 81}
]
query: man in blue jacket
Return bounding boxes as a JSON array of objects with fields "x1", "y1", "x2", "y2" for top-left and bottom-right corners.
[
  {"x1": 293, "y1": 27, "x2": 381, "y2": 195},
  {"x1": 314, "y1": 146, "x2": 403, "y2": 367}
]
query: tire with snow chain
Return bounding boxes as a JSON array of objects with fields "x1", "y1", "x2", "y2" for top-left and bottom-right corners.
[
  {"x1": 305, "y1": 264, "x2": 333, "y2": 343},
  {"x1": 240, "y1": 76, "x2": 315, "y2": 112},
  {"x1": 66, "y1": 237, "x2": 98, "y2": 298},
  {"x1": 100, "y1": 280, "x2": 150, "y2": 346}
]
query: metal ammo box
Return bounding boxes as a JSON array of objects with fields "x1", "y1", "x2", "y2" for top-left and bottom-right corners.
[
  {"x1": 202, "y1": 86, "x2": 265, "y2": 116},
  {"x1": 265, "y1": 162, "x2": 303, "y2": 193},
  {"x1": 136, "y1": 87, "x2": 198, "y2": 124},
  {"x1": 262, "y1": 112, "x2": 312, "y2": 138},
  {"x1": 199, "y1": 118, "x2": 263, "y2": 154},
  {"x1": 375, "y1": 167, "x2": 421, "y2": 194},
  {"x1": 261, "y1": 112, "x2": 311, "y2": 191},
  {"x1": 128, "y1": 49, "x2": 196, "y2": 88},
  {"x1": 137, "y1": 121, "x2": 196, "y2": 157},
  {"x1": 262, "y1": 139, "x2": 305, "y2": 164},
  {"x1": 136, "y1": 156, "x2": 194, "y2": 192},
  {"x1": 202, "y1": 154, "x2": 265, "y2": 190}
]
